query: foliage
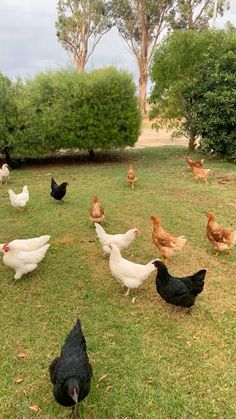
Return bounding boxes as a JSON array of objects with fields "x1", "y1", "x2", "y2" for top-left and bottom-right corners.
[
  {"x1": 0, "y1": 72, "x2": 19, "y2": 148},
  {"x1": 109, "y1": 0, "x2": 173, "y2": 113},
  {"x1": 168, "y1": 0, "x2": 230, "y2": 30},
  {"x1": 13, "y1": 67, "x2": 141, "y2": 157},
  {"x1": 0, "y1": 147, "x2": 236, "y2": 418},
  {"x1": 149, "y1": 29, "x2": 236, "y2": 151},
  {"x1": 183, "y1": 50, "x2": 236, "y2": 161},
  {"x1": 56, "y1": 0, "x2": 112, "y2": 71}
]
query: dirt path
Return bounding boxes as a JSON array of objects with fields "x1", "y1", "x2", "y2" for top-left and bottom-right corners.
[{"x1": 135, "y1": 125, "x2": 188, "y2": 148}]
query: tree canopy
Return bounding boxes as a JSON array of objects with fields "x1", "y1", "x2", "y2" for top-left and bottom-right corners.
[
  {"x1": 56, "y1": 0, "x2": 111, "y2": 72},
  {"x1": 168, "y1": 0, "x2": 230, "y2": 30},
  {"x1": 149, "y1": 29, "x2": 236, "y2": 151},
  {"x1": 109, "y1": 0, "x2": 173, "y2": 113}
]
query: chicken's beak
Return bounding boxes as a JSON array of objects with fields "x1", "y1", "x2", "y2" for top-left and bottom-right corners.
[{"x1": 71, "y1": 388, "x2": 78, "y2": 403}]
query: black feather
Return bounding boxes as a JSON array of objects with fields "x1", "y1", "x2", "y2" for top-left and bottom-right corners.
[
  {"x1": 49, "y1": 319, "x2": 92, "y2": 411},
  {"x1": 50, "y1": 177, "x2": 68, "y2": 201},
  {"x1": 153, "y1": 260, "x2": 206, "y2": 308}
]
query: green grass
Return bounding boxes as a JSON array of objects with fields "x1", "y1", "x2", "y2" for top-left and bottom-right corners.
[{"x1": 0, "y1": 147, "x2": 235, "y2": 419}]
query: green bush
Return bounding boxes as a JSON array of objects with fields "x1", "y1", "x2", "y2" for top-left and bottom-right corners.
[
  {"x1": 13, "y1": 67, "x2": 141, "y2": 157},
  {"x1": 0, "y1": 72, "x2": 18, "y2": 147},
  {"x1": 149, "y1": 29, "x2": 236, "y2": 154},
  {"x1": 182, "y1": 50, "x2": 236, "y2": 161}
]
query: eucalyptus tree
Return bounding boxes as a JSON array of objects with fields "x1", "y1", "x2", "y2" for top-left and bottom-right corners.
[
  {"x1": 168, "y1": 0, "x2": 230, "y2": 30},
  {"x1": 56, "y1": 0, "x2": 112, "y2": 72},
  {"x1": 109, "y1": 0, "x2": 173, "y2": 113}
]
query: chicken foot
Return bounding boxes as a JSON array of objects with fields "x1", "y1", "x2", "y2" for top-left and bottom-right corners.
[{"x1": 72, "y1": 405, "x2": 77, "y2": 419}]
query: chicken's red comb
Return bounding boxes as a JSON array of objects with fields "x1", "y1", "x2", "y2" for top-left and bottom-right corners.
[{"x1": 3, "y1": 243, "x2": 10, "y2": 252}]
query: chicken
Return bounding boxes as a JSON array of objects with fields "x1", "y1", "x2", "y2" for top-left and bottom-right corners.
[
  {"x1": 205, "y1": 211, "x2": 236, "y2": 255},
  {"x1": 151, "y1": 215, "x2": 187, "y2": 264},
  {"x1": 89, "y1": 196, "x2": 105, "y2": 223},
  {"x1": 95, "y1": 223, "x2": 139, "y2": 253},
  {"x1": 8, "y1": 185, "x2": 29, "y2": 210},
  {"x1": 127, "y1": 164, "x2": 137, "y2": 190},
  {"x1": 153, "y1": 260, "x2": 206, "y2": 311},
  {"x1": 49, "y1": 319, "x2": 93, "y2": 419},
  {"x1": 51, "y1": 177, "x2": 68, "y2": 202},
  {"x1": 1, "y1": 235, "x2": 51, "y2": 252},
  {"x1": 192, "y1": 166, "x2": 211, "y2": 183},
  {"x1": 0, "y1": 163, "x2": 10, "y2": 183},
  {"x1": 106, "y1": 243, "x2": 155, "y2": 296},
  {"x1": 0, "y1": 237, "x2": 50, "y2": 286},
  {"x1": 184, "y1": 155, "x2": 204, "y2": 170}
]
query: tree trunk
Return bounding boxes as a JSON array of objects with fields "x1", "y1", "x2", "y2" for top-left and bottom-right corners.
[
  {"x1": 188, "y1": 136, "x2": 197, "y2": 151},
  {"x1": 139, "y1": 73, "x2": 148, "y2": 114},
  {"x1": 88, "y1": 149, "x2": 95, "y2": 160}
]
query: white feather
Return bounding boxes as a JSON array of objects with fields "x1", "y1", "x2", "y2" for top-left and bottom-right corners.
[
  {"x1": 108, "y1": 244, "x2": 155, "y2": 292},
  {"x1": 8, "y1": 185, "x2": 29, "y2": 208},
  {"x1": 95, "y1": 223, "x2": 138, "y2": 253}
]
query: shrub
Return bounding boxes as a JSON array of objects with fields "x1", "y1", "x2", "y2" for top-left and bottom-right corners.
[
  {"x1": 149, "y1": 29, "x2": 236, "y2": 153},
  {"x1": 13, "y1": 67, "x2": 141, "y2": 157},
  {"x1": 0, "y1": 72, "x2": 18, "y2": 148},
  {"x1": 182, "y1": 50, "x2": 236, "y2": 161}
]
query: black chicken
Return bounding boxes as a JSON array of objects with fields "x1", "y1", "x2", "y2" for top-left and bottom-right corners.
[
  {"x1": 153, "y1": 260, "x2": 206, "y2": 311},
  {"x1": 49, "y1": 319, "x2": 93, "y2": 419},
  {"x1": 50, "y1": 177, "x2": 68, "y2": 201}
]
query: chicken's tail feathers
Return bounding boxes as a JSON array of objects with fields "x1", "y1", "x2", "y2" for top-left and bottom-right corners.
[
  {"x1": 51, "y1": 177, "x2": 57, "y2": 191},
  {"x1": 174, "y1": 236, "x2": 187, "y2": 251},
  {"x1": 33, "y1": 243, "x2": 50, "y2": 263},
  {"x1": 62, "y1": 318, "x2": 87, "y2": 353},
  {"x1": 31, "y1": 235, "x2": 51, "y2": 249}
]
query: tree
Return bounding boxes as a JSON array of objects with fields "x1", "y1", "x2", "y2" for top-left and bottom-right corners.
[
  {"x1": 149, "y1": 29, "x2": 235, "y2": 150},
  {"x1": 168, "y1": 0, "x2": 230, "y2": 30},
  {"x1": 0, "y1": 73, "x2": 19, "y2": 149},
  {"x1": 109, "y1": 0, "x2": 173, "y2": 114},
  {"x1": 183, "y1": 49, "x2": 236, "y2": 161},
  {"x1": 56, "y1": 0, "x2": 112, "y2": 72},
  {"x1": 13, "y1": 67, "x2": 141, "y2": 158}
]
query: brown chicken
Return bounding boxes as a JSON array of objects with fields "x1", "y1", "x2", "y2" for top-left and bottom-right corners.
[
  {"x1": 184, "y1": 155, "x2": 204, "y2": 170},
  {"x1": 151, "y1": 215, "x2": 187, "y2": 264},
  {"x1": 192, "y1": 166, "x2": 211, "y2": 183},
  {"x1": 89, "y1": 196, "x2": 105, "y2": 223},
  {"x1": 205, "y1": 211, "x2": 236, "y2": 255},
  {"x1": 127, "y1": 164, "x2": 137, "y2": 190}
]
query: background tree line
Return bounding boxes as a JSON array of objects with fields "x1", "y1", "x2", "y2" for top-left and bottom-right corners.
[
  {"x1": 55, "y1": 1, "x2": 230, "y2": 113},
  {"x1": 1, "y1": 1, "x2": 235, "y2": 161}
]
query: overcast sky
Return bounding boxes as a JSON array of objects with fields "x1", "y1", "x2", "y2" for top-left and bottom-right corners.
[{"x1": 0, "y1": 0, "x2": 236, "y2": 84}]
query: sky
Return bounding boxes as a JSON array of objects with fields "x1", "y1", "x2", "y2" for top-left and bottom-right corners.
[{"x1": 0, "y1": 0, "x2": 236, "y2": 84}]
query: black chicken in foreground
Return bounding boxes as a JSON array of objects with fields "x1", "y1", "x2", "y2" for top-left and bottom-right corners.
[
  {"x1": 50, "y1": 177, "x2": 68, "y2": 201},
  {"x1": 153, "y1": 260, "x2": 206, "y2": 311},
  {"x1": 49, "y1": 319, "x2": 93, "y2": 419}
]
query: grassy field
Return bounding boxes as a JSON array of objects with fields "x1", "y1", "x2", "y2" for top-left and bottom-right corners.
[{"x1": 0, "y1": 147, "x2": 235, "y2": 419}]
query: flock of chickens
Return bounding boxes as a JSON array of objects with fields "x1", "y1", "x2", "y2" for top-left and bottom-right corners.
[{"x1": 1, "y1": 156, "x2": 235, "y2": 418}]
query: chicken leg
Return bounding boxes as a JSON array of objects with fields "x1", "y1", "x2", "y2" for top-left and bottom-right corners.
[{"x1": 72, "y1": 406, "x2": 77, "y2": 419}]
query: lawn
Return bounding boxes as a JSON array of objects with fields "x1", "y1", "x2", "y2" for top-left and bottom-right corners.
[{"x1": 0, "y1": 146, "x2": 235, "y2": 419}]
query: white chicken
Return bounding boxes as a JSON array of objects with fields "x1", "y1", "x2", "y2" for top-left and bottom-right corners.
[
  {"x1": 8, "y1": 185, "x2": 29, "y2": 210},
  {"x1": 0, "y1": 163, "x2": 10, "y2": 183},
  {"x1": 106, "y1": 244, "x2": 156, "y2": 296},
  {"x1": 95, "y1": 223, "x2": 139, "y2": 253},
  {"x1": 0, "y1": 235, "x2": 50, "y2": 286}
]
